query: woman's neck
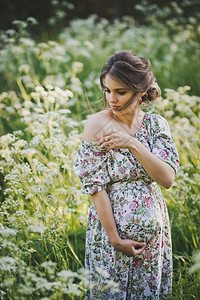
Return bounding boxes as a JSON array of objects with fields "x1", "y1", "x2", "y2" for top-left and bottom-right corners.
[{"x1": 110, "y1": 106, "x2": 144, "y2": 131}]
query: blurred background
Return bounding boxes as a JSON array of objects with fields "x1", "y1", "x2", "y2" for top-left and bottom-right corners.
[
  {"x1": 0, "y1": 1, "x2": 200, "y2": 299},
  {"x1": 0, "y1": 0, "x2": 200, "y2": 98},
  {"x1": 0, "y1": 0, "x2": 200, "y2": 31}
]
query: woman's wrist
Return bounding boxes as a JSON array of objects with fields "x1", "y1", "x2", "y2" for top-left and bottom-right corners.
[
  {"x1": 127, "y1": 136, "x2": 137, "y2": 152},
  {"x1": 109, "y1": 235, "x2": 122, "y2": 247}
]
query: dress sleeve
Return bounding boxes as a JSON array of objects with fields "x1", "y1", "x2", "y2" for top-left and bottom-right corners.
[
  {"x1": 151, "y1": 114, "x2": 180, "y2": 173},
  {"x1": 73, "y1": 140, "x2": 111, "y2": 194}
]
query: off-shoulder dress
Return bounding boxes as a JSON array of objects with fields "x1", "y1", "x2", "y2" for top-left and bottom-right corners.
[{"x1": 73, "y1": 112, "x2": 179, "y2": 300}]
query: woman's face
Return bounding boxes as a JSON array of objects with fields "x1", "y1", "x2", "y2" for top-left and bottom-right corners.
[{"x1": 104, "y1": 73, "x2": 138, "y2": 112}]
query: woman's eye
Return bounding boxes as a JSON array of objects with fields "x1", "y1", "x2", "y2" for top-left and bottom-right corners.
[{"x1": 104, "y1": 89, "x2": 126, "y2": 95}]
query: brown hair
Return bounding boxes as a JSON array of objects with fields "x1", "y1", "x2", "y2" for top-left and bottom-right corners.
[{"x1": 100, "y1": 50, "x2": 161, "y2": 107}]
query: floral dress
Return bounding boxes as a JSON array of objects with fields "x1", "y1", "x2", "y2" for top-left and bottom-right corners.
[{"x1": 73, "y1": 112, "x2": 179, "y2": 300}]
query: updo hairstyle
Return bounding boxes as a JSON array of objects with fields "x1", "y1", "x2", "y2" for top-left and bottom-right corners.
[{"x1": 100, "y1": 51, "x2": 161, "y2": 107}]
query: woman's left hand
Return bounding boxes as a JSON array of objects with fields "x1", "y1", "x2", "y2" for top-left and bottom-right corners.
[{"x1": 97, "y1": 131, "x2": 133, "y2": 151}]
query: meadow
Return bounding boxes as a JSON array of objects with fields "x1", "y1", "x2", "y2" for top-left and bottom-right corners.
[{"x1": 0, "y1": 14, "x2": 200, "y2": 299}]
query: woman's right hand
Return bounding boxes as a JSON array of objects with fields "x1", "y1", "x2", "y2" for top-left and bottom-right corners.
[{"x1": 112, "y1": 238, "x2": 147, "y2": 257}]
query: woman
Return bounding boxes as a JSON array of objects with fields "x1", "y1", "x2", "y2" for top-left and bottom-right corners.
[{"x1": 74, "y1": 51, "x2": 179, "y2": 299}]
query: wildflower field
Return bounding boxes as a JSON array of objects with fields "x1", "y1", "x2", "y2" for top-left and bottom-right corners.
[{"x1": 0, "y1": 14, "x2": 200, "y2": 299}]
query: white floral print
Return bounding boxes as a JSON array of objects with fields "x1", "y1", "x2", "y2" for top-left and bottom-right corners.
[{"x1": 74, "y1": 112, "x2": 179, "y2": 299}]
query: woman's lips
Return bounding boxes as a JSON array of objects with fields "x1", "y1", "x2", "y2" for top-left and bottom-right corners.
[{"x1": 111, "y1": 105, "x2": 120, "y2": 110}]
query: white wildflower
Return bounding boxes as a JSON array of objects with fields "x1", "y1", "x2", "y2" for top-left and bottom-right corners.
[
  {"x1": 38, "y1": 42, "x2": 49, "y2": 49},
  {"x1": 45, "y1": 84, "x2": 54, "y2": 90},
  {"x1": 47, "y1": 95, "x2": 55, "y2": 103},
  {"x1": 170, "y1": 43, "x2": 178, "y2": 52},
  {"x1": 0, "y1": 227, "x2": 17, "y2": 237},
  {"x1": 11, "y1": 45, "x2": 23, "y2": 54},
  {"x1": 178, "y1": 86, "x2": 191, "y2": 94},
  {"x1": 27, "y1": 223, "x2": 46, "y2": 235},
  {"x1": 63, "y1": 284, "x2": 82, "y2": 295},
  {"x1": 78, "y1": 215, "x2": 87, "y2": 222},
  {"x1": 15, "y1": 188, "x2": 25, "y2": 195},
  {"x1": 84, "y1": 40, "x2": 94, "y2": 49},
  {"x1": 27, "y1": 17, "x2": 38, "y2": 25},
  {"x1": 1, "y1": 240, "x2": 16, "y2": 249},
  {"x1": 41, "y1": 261, "x2": 56, "y2": 268},
  {"x1": 19, "y1": 38, "x2": 35, "y2": 47},
  {"x1": 57, "y1": 109, "x2": 71, "y2": 114},
  {"x1": 96, "y1": 267, "x2": 110, "y2": 278},
  {"x1": 61, "y1": 163, "x2": 71, "y2": 170},
  {"x1": 29, "y1": 135, "x2": 44, "y2": 146},
  {"x1": 65, "y1": 89, "x2": 73, "y2": 98},
  {"x1": 47, "y1": 162, "x2": 58, "y2": 168},
  {"x1": 14, "y1": 139, "x2": 27, "y2": 149},
  {"x1": 21, "y1": 108, "x2": 31, "y2": 117},
  {"x1": 54, "y1": 44, "x2": 66, "y2": 55},
  {"x1": 40, "y1": 261, "x2": 56, "y2": 275},
  {"x1": 65, "y1": 118, "x2": 80, "y2": 127},
  {"x1": 4, "y1": 188, "x2": 13, "y2": 194},
  {"x1": 72, "y1": 61, "x2": 83, "y2": 73},
  {"x1": 15, "y1": 283, "x2": 34, "y2": 295},
  {"x1": 35, "y1": 279, "x2": 60, "y2": 291},
  {"x1": 0, "y1": 291, "x2": 6, "y2": 297},
  {"x1": 12, "y1": 20, "x2": 27, "y2": 28},
  {"x1": 41, "y1": 90, "x2": 48, "y2": 97},
  {"x1": 57, "y1": 270, "x2": 78, "y2": 280},
  {"x1": 70, "y1": 77, "x2": 82, "y2": 93},
  {"x1": 35, "y1": 86, "x2": 44, "y2": 93},
  {"x1": 6, "y1": 29, "x2": 16, "y2": 36},
  {"x1": 32, "y1": 46, "x2": 40, "y2": 54},
  {"x1": 25, "y1": 194, "x2": 34, "y2": 200},
  {"x1": 68, "y1": 208, "x2": 76, "y2": 213},
  {"x1": 0, "y1": 133, "x2": 16, "y2": 145},
  {"x1": 48, "y1": 41, "x2": 58, "y2": 47},
  {"x1": 57, "y1": 188, "x2": 67, "y2": 195},
  {"x1": 19, "y1": 64, "x2": 30, "y2": 73},
  {"x1": 21, "y1": 148, "x2": 37, "y2": 157},
  {"x1": 55, "y1": 86, "x2": 67, "y2": 97},
  {"x1": 43, "y1": 75, "x2": 65, "y2": 88},
  {"x1": 51, "y1": 0, "x2": 59, "y2": 5},
  {"x1": 0, "y1": 256, "x2": 16, "y2": 272}
]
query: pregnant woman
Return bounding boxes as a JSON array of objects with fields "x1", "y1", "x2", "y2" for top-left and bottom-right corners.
[{"x1": 74, "y1": 51, "x2": 179, "y2": 299}]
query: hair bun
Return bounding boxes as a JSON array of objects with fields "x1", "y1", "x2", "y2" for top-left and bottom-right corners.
[{"x1": 141, "y1": 81, "x2": 161, "y2": 103}]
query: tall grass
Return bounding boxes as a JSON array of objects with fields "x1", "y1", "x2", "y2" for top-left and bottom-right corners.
[{"x1": 148, "y1": 88, "x2": 200, "y2": 299}]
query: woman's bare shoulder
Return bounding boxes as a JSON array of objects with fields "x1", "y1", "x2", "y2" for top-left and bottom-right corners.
[{"x1": 82, "y1": 109, "x2": 112, "y2": 142}]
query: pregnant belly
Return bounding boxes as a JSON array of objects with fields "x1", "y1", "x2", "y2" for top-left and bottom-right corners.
[{"x1": 109, "y1": 185, "x2": 162, "y2": 243}]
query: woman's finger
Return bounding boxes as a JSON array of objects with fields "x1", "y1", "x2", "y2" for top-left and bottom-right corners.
[
  {"x1": 97, "y1": 135, "x2": 110, "y2": 146},
  {"x1": 98, "y1": 137, "x2": 116, "y2": 149},
  {"x1": 133, "y1": 241, "x2": 146, "y2": 248},
  {"x1": 98, "y1": 132, "x2": 118, "y2": 146},
  {"x1": 133, "y1": 245, "x2": 146, "y2": 256}
]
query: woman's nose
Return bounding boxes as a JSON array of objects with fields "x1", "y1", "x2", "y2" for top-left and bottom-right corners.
[{"x1": 109, "y1": 92, "x2": 117, "y2": 103}]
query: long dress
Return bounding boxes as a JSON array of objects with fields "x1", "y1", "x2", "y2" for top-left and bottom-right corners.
[{"x1": 73, "y1": 112, "x2": 179, "y2": 300}]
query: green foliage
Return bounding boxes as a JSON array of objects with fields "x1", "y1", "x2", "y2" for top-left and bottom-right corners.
[
  {"x1": 0, "y1": 15, "x2": 200, "y2": 299},
  {"x1": 0, "y1": 14, "x2": 200, "y2": 120}
]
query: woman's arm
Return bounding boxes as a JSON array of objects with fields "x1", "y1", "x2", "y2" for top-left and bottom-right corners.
[
  {"x1": 98, "y1": 132, "x2": 175, "y2": 189},
  {"x1": 82, "y1": 113, "x2": 146, "y2": 256},
  {"x1": 91, "y1": 190, "x2": 146, "y2": 256},
  {"x1": 129, "y1": 138, "x2": 175, "y2": 189}
]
